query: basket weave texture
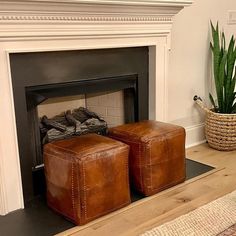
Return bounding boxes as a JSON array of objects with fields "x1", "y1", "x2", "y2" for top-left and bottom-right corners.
[{"x1": 196, "y1": 100, "x2": 236, "y2": 151}]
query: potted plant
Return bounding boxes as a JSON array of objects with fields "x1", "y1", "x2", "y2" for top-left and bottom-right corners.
[{"x1": 194, "y1": 22, "x2": 236, "y2": 151}]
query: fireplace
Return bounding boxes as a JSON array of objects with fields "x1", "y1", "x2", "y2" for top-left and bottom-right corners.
[{"x1": 0, "y1": 0, "x2": 192, "y2": 215}]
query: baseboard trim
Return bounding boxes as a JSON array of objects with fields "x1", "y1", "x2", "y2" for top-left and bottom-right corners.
[
  {"x1": 186, "y1": 140, "x2": 207, "y2": 149},
  {"x1": 185, "y1": 123, "x2": 206, "y2": 148}
]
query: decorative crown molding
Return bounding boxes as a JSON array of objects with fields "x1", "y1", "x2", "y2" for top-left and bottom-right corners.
[
  {"x1": 0, "y1": 0, "x2": 193, "y2": 24},
  {"x1": 0, "y1": 14, "x2": 173, "y2": 23}
]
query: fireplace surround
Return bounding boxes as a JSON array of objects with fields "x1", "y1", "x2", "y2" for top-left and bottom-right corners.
[
  {"x1": 10, "y1": 47, "x2": 149, "y2": 202},
  {"x1": 0, "y1": 0, "x2": 192, "y2": 215}
]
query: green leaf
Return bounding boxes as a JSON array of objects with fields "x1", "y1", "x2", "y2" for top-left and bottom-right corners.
[
  {"x1": 227, "y1": 36, "x2": 236, "y2": 81},
  {"x1": 222, "y1": 32, "x2": 226, "y2": 50},
  {"x1": 211, "y1": 21, "x2": 221, "y2": 83},
  {"x1": 218, "y1": 50, "x2": 227, "y2": 112},
  {"x1": 231, "y1": 102, "x2": 236, "y2": 113},
  {"x1": 209, "y1": 93, "x2": 217, "y2": 111},
  {"x1": 210, "y1": 42, "x2": 214, "y2": 51}
]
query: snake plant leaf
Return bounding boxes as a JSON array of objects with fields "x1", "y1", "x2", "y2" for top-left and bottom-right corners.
[
  {"x1": 218, "y1": 51, "x2": 227, "y2": 112},
  {"x1": 220, "y1": 32, "x2": 226, "y2": 59},
  {"x1": 211, "y1": 21, "x2": 221, "y2": 82},
  {"x1": 222, "y1": 32, "x2": 226, "y2": 50},
  {"x1": 230, "y1": 91, "x2": 236, "y2": 104},
  {"x1": 232, "y1": 102, "x2": 236, "y2": 113},
  {"x1": 227, "y1": 36, "x2": 236, "y2": 80},
  {"x1": 229, "y1": 73, "x2": 236, "y2": 98},
  {"x1": 210, "y1": 42, "x2": 214, "y2": 51},
  {"x1": 209, "y1": 93, "x2": 217, "y2": 111},
  {"x1": 225, "y1": 41, "x2": 236, "y2": 112},
  {"x1": 227, "y1": 91, "x2": 236, "y2": 113}
]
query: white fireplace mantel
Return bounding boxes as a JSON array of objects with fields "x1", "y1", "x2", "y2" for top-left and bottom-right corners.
[
  {"x1": 0, "y1": 0, "x2": 192, "y2": 215},
  {"x1": 0, "y1": 0, "x2": 193, "y2": 38}
]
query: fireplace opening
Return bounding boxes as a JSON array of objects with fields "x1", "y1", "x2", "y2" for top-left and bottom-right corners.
[
  {"x1": 26, "y1": 74, "x2": 139, "y2": 166},
  {"x1": 10, "y1": 47, "x2": 149, "y2": 203}
]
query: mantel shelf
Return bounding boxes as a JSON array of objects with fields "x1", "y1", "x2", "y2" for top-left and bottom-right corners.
[{"x1": 1, "y1": 0, "x2": 193, "y2": 7}]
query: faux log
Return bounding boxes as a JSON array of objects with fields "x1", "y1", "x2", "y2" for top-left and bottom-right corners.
[{"x1": 40, "y1": 107, "x2": 108, "y2": 144}]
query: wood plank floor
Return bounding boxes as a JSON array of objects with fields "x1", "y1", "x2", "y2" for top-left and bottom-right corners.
[{"x1": 58, "y1": 143, "x2": 236, "y2": 236}]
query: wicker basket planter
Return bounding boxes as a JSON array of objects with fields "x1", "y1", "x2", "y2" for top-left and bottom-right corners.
[{"x1": 196, "y1": 99, "x2": 236, "y2": 151}]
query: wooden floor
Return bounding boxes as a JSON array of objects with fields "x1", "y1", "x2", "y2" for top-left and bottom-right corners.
[{"x1": 58, "y1": 143, "x2": 236, "y2": 236}]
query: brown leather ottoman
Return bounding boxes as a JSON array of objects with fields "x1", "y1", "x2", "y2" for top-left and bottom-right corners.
[
  {"x1": 44, "y1": 133, "x2": 131, "y2": 225},
  {"x1": 108, "y1": 120, "x2": 186, "y2": 196}
]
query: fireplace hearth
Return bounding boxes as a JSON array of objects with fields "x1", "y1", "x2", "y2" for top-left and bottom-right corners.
[{"x1": 10, "y1": 47, "x2": 149, "y2": 203}]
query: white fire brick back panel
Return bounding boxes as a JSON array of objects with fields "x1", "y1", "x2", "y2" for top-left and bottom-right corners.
[{"x1": 86, "y1": 91, "x2": 125, "y2": 127}]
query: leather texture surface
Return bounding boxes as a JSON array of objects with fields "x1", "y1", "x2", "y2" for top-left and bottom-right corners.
[
  {"x1": 108, "y1": 120, "x2": 186, "y2": 196},
  {"x1": 44, "y1": 133, "x2": 131, "y2": 225}
]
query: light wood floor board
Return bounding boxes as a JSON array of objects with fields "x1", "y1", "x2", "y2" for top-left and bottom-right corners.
[{"x1": 57, "y1": 143, "x2": 236, "y2": 236}]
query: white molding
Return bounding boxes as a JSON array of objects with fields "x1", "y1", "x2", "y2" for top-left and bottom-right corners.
[
  {"x1": 0, "y1": 0, "x2": 192, "y2": 215},
  {"x1": 0, "y1": 0, "x2": 191, "y2": 26},
  {"x1": 0, "y1": 143, "x2": 7, "y2": 215},
  {"x1": 186, "y1": 140, "x2": 206, "y2": 149},
  {"x1": 0, "y1": 15, "x2": 173, "y2": 22},
  {"x1": 185, "y1": 123, "x2": 206, "y2": 148}
]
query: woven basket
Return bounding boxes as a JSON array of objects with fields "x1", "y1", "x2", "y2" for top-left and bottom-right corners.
[{"x1": 195, "y1": 99, "x2": 236, "y2": 151}]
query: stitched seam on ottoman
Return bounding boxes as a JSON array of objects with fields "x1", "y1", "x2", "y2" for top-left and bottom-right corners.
[
  {"x1": 109, "y1": 136, "x2": 143, "y2": 145},
  {"x1": 71, "y1": 162, "x2": 76, "y2": 220},
  {"x1": 138, "y1": 143, "x2": 143, "y2": 192},
  {"x1": 83, "y1": 200, "x2": 131, "y2": 222},
  {"x1": 115, "y1": 148, "x2": 131, "y2": 200},
  {"x1": 139, "y1": 156, "x2": 185, "y2": 165},
  {"x1": 82, "y1": 149, "x2": 130, "y2": 221},
  {"x1": 147, "y1": 177, "x2": 185, "y2": 193},
  {"x1": 125, "y1": 149, "x2": 130, "y2": 196},
  {"x1": 46, "y1": 142, "x2": 125, "y2": 159},
  {"x1": 109, "y1": 135, "x2": 144, "y2": 192},
  {"x1": 82, "y1": 162, "x2": 87, "y2": 220},
  {"x1": 109, "y1": 128, "x2": 184, "y2": 142},
  {"x1": 147, "y1": 142, "x2": 153, "y2": 191},
  {"x1": 110, "y1": 148, "x2": 130, "y2": 195},
  {"x1": 44, "y1": 151, "x2": 77, "y2": 161},
  {"x1": 141, "y1": 129, "x2": 185, "y2": 142},
  {"x1": 108, "y1": 136, "x2": 148, "y2": 151},
  {"x1": 44, "y1": 152, "x2": 77, "y2": 221},
  {"x1": 77, "y1": 161, "x2": 82, "y2": 224},
  {"x1": 47, "y1": 202, "x2": 76, "y2": 224},
  {"x1": 46, "y1": 143, "x2": 81, "y2": 156},
  {"x1": 165, "y1": 134, "x2": 170, "y2": 162}
]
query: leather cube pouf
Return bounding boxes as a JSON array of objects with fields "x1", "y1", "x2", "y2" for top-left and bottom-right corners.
[
  {"x1": 108, "y1": 120, "x2": 186, "y2": 196},
  {"x1": 44, "y1": 133, "x2": 131, "y2": 225}
]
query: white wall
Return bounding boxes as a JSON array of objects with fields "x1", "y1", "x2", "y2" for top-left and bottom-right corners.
[{"x1": 168, "y1": 0, "x2": 236, "y2": 147}]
